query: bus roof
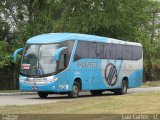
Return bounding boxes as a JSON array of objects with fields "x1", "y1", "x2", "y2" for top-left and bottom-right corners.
[{"x1": 26, "y1": 33, "x2": 142, "y2": 46}]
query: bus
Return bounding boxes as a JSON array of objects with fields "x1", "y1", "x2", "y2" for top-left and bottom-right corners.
[{"x1": 13, "y1": 33, "x2": 143, "y2": 98}]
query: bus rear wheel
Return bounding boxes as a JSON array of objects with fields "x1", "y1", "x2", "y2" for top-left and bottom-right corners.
[
  {"x1": 90, "y1": 90, "x2": 103, "y2": 96},
  {"x1": 68, "y1": 81, "x2": 80, "y2": 98},
  {"x1": 114, "y1": 80, "x2": 128, "y2": 95},
  {"x1": 38, "y1": 92, "x2": 48, "y2": 98}
]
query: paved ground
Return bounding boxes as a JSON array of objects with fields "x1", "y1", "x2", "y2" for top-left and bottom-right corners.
[{"x1": 0, "y1": 87, "x2": 159, "y2": 106}]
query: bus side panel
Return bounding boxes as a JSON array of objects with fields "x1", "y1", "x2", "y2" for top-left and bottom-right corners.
[
  {"x1": 122, "y1": 59, "x2": 143, "y2": 88},
  {"x1": 69, "y1": 53, "x2": 143, "y2": 91},
  {"x1": 128, "y1": 69, "x2": 143, "y2": 88},
  {"x1": 70, "y1": 59, "x2": 125, "y2": 91},
  {"x1": 55, "y1": 70, "x2": 70, "y2": 92},
  {"x1": 68, "y1": 69, "x2": 91, "y2": 91},
  {"x1": 101, "y1": 58, "x2": 143, "y2": 89},
  {"x1": 70, "y1": 59, "x2": 101, "y2": 91},
  {"x1": 100, "y1": 59, "x2": 123, "y2": 90}
]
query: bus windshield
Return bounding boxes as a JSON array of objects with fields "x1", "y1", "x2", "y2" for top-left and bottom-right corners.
[{"x1": 20, "y1": 44, "x2": 60, "y2": 76}]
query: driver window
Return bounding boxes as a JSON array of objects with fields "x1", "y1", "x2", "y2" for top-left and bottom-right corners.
[
  {"x1": 59, "y1": 54, "x2": 65, "y2": 70},
  {"x1": 58, "y1": 50, "x2": 68, "y2": 71}
]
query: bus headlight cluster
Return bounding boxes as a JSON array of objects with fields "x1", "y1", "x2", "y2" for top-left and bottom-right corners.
[
  {"x1": 19, "y1": 76, "x2": 27, "y2": 83},
  {"x1": 51, "y1": 77, "x2": 58, "y2": 82},
  {"x1": 19, "y1": 76, "x2": 58, "y2": 85},
  {"x1": 46, "y1": 76, "x2": 58, "y2": 82}
]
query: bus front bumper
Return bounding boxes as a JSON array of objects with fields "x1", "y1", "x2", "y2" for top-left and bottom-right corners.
[
  {"x1": 19, "y1": 81, "x2": 70, "y2": 93},
  {"x1": 19, "y1": 81, "x2": 59, "y2": 92}
]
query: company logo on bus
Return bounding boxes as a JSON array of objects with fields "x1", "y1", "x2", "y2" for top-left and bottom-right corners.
[{"x1": 105, "y1": 63, "x2": 118, "y2": 86}]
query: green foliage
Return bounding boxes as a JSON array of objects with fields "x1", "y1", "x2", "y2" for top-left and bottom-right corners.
[
  {"x1": 0, "y1": 0, "x2": 159, "y2": 81},
  {"x1": 0, "y1": 20, "x2": 10, "y2": 40},
  {"x1": 0, "y1": 41, "x2": 13, "y2": 68}
]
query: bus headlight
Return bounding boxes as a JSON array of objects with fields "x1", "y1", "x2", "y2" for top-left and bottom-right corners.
[
  {"x1": 19, "y1": 76, "x2": 26, "y2": 83},
  {"x1": 50, "y1": 76, "x2": 58, "y2": 82},
  {"x1": 45, "y1": 76, "x2": 58, "y2": 82}
]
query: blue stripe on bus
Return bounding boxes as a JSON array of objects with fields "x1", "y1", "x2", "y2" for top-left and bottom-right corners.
[{"x1": 114, "y1": 59, "x2": 117, "y2": 65}]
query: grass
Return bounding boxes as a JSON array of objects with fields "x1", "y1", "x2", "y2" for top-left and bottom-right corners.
[
  {"x1": 0, "y1": 90, "x2": 20, "y2": 93},
  {"x1": 142, "y1": 80, "x2": 160, "y2": 87},
  {"x1": 0, "y1": 91, "x2": 160, "y2": 114}
]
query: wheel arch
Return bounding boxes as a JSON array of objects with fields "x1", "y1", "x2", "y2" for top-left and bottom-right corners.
[
  {"x1": 74, "y1": 77, "x2": 82, "y2": 91},
  {"x1": 122, "y1": 76, "x2": 129, "y2": 88}
]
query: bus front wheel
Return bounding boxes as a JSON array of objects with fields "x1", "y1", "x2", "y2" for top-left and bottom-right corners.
[
  {"x1": 38, "y1": 92, "x2": 48, "y2": 98},
  {"x1": 114, "y1": 80, "x2": 128, "y2": 95},
  {"x1": 68, "y1": 81, "x2": 80, "y2": 98}
]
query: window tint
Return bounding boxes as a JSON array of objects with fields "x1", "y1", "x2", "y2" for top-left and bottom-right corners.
[
  {"x1": 116, "y1": 44, "x2": 123, "y2": 59},
  {"x1": 112, "y1": 44, "x2": 117, "y2": 59},
  {"x1": 60, "y1": 40, "x2": 74, "y2": 56},
  {"x1": 74, "y1": 41, "x2": 142, "y2": 61},
  {"x1": 74, "y1": 41, "x2": 88, "y2": 61},
  {"x1": 88, "y1": 42, "x2": 104, "y2": 59},
  {"x1": 57, "y1": 40, "x2": 75, "y2": 71},
  {"x1": 74, "y1": 41, "x2": 104, "y2": 61},
  {"x1": 104, "y1": 43, "x2": 112, "y2": 59},
  {"x1": 96, "y1": 43, "x2": 104, "y2": 59},
  {"x1": 123, "y1": 45, "x2": 133, "y2": 60},
  {"x1": 132, "y1": 46, "x2": 142, "y2": 60},
  {"x1": 89, "y1": 42, "x2": 97, "y2": 58},
  {"x1": 105, "y1": 44, "x2": 123, "y2": 60}
]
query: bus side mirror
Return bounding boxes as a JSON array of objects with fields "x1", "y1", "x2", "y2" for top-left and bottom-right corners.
[
  {"x1": 13, "y1": 48, "x2": 24, "y2": 62},
  {"x1": 54, "y1": 47, "x2": 68, "y2": 61}
]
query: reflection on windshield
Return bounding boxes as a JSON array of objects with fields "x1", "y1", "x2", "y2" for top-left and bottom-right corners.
[{"x1": 21, "y1": 44, "x2": 60, "y2": 76}]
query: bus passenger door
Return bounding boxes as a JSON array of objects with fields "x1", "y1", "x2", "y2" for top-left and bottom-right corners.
[{"x1": 57, "y1": 53, "x2": 69, "y2": 92}]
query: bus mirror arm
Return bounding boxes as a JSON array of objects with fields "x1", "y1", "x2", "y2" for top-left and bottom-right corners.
[
  {"x1": 13, "y1": 48, "x2": 24, "y2": 62},
  {"x1": 54, "y1": 47, "x2": 68, "y2": 61}
]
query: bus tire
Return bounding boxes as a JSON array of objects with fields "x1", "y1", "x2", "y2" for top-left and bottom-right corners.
[
  {"x1": 114, "y1": 80, "x2": 128, "y2": 95},
  {"x1": 90, "y1": 90, "x2": 103, "y2": 96},
  {"x1": 68, "y1": 81, "x2": 80, "y2": 98},
  {"x1": 38, "y1": 92, "x2": 48, "y2": 98}
]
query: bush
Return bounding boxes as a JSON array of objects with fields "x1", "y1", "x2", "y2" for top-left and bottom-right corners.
[{"x1": 0, "y1": 41, "x2": 13, "y2": 68}]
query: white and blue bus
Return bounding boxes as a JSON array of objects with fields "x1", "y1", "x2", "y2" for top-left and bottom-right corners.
[{"x1": 14, "y1": 33, "x2": 143, "y2": 98}]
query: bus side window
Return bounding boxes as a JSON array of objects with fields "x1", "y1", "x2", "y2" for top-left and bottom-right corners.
[
  {"x1": 58, "y1": 49, "x2": 68, "y2": 71},
  {"x1": 112, "y1": 44, "x2": 117, "y2": 59},
  {"x1": 89, "y1": 42, "x2": 97, "y2": 58},
  {"x1": 116, "y1": 44, "x2": 123, "y2": 60},
  {"x1": 96, "y1": 43, "x2": 103, "y2": 59},
  {"x1": 74, "y1": 41, "x2": 88, "y2": 61},
  {"x1": 59, "y1": 53, "x2": 65, "y2": 70},
  {"x1": 104, "y1": 44, "x2": 112, "y2": 59},
  {"x1": 123, "y1": 45, "x2": 133, "y2": 60},
  {"x1": 132, "y1": 46, "x2": 142, "y2": 60}
]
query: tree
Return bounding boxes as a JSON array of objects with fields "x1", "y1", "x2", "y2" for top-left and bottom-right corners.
[{"x1": 0, "y1": 0, "x2": 160, "y2": 84}]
